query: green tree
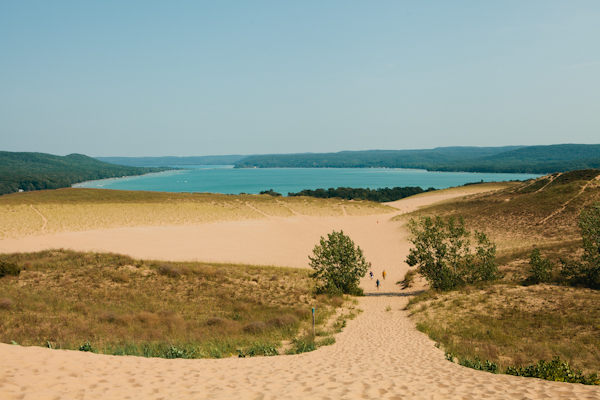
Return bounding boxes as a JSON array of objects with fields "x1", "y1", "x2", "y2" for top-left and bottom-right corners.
[
  {"x1": 527, "y1": 248, "x2": 554, "y2": 284},
  {"x1": 309, "y1": 230, "x2": 369, "y2": 295},
  {"x1": 405, "y1": 216, "x2": 498, "y2": 291},
  {"x1": 560, "y1": 202, "x2": 600, "y2": 289}
]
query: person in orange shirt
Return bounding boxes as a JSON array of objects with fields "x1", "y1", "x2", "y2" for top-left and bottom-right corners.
[{"x1": 382, "y1": 270, "x2": 387, "y2": 280}]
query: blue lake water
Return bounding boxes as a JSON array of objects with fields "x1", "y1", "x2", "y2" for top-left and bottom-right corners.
[{"x1": 73, "y1": 166, "x2": 542, "y2": 196}]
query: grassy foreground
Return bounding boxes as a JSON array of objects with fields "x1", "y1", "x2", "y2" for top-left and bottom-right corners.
[
  {"x1": 408, "y1": 285, "x2": 600, "y2": 374},
  {"x1": 402, "y1": 170, "x2": 600, "y2": 377},
  {"x1": 0, "y1": 250, "x2": 356, "y2": 358}
]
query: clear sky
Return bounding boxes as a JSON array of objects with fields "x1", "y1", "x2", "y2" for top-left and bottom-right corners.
[{"x1": 1, "y1": 1, "x2": 599, "y2": 157}]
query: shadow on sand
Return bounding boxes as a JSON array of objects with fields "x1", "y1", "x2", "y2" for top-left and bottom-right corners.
[{"x1": 364, "y1": 289, "x2": 425, "y2": 298}]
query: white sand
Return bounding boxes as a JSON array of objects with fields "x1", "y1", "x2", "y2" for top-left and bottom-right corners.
[{"x1": 1, "y1": 188, "x2": 599, "y2": 399}]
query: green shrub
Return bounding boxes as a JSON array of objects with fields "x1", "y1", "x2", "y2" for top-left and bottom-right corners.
[
  {"x1": 165, "y1": 345, "x2": 197, "y2": 359},
  {"x1": 317, "y1": 336, "x2": 335, "y2": 346},
  {"x1": 527, "y1": 248, "x2": 554, "y2": 284},
  {"x1": 406, "y1": 216, "x2": 498, "y2": 291},
  {"x1": 0, "y1": 262, "x2": 21, "y2": 278},
  {"x1": 287, "y1": 336, "x2": 317, "y2": 355},
  {"x1": 242, "y1": 342, "x2": 279, "y2": 357},
  {"x1": 78, "y1": 341, "x2": 94, "y2": 352},
  {"x1": 560, "y1": 203, "x2": 600, "y2": 289},
  {"x1": 259, "y1": 189, "x2": 282, "y2": 197},
  {"x1": 309, "y1": 230, "x2": 369, "y2": 296},
  {"x1": 506, "y1": 357, "x2": 599, "y2": 385},
  {"x1": 445, "y1": 351, "x2": 498, "y2": 373},
  {"x1": 447, "y1": 351, "x2": 599, "y2": 385},
  {"x1": 459, "y1": 358, "x2": 499, "y2": 373}
]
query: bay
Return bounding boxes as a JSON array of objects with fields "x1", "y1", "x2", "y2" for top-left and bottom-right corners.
[{"x1": 73, "y1": 166, "x2": 542, "y2": 196}]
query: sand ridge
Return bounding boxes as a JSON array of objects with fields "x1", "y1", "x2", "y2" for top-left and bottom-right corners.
[{"x1": 1, "y1": 188, "x2": 599, "y2": 399}]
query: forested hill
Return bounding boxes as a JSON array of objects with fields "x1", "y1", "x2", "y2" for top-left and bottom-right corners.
[
  {"x1": 234, "y1": 144, "x2": 600, "y2": 174},
  {"x1": 96, "y1": 155, "x2": 247, "y2": 167},
  {"x1": 234, "y1": 146, "x2": 523, "y2": 169},
  {"x1": 435, "y1": 144, "x2": 600, "y2": 173},
  {"x1": 0, "y1": 152, "x2": 171, "y2": 195}
]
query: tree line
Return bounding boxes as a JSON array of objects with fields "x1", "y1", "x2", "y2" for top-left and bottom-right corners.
[
  {"x1": 235, "y1": 144, "x2": 600, "y2": 174},
  {"x1": 287, "y1": 186, "x2": 435, "y2": 203}
]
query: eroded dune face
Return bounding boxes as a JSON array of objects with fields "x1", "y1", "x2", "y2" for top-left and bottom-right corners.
[{"x1": 1, "y1": 188, "x2": 598, "y2": 399}]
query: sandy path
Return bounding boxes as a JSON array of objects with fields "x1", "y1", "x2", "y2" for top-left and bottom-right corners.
[
  {"x1": 29, "y1": 204, "x2": 48, "y2": 234},
  {"x1": 1, "y1": 188, "x2": 599, "y2": 399}
]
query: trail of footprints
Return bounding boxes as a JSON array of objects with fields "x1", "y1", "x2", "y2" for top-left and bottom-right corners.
[{"x1": 2, "y1": 274, "x2": 600, "y2": 399}]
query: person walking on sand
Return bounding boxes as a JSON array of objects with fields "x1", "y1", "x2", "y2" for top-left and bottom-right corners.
[
  {"x1": 382, "y1": 270, "x2": 387, "y2": 280},
  {"x1": 376, "y1": 279, "x2": 380, "y2": 290},
  {"x1": 369, "y1": 270, "x2": 374, "y2": 280}
]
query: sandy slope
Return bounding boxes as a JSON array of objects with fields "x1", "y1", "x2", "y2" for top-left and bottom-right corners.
[{"x1": 1, "y1": 188, "x2": 599, "y2": 399}]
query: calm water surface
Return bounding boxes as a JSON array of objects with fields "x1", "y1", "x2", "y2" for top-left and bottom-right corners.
[{"x1": 74, "y1": 166, "x2": 541, "y2": 195}]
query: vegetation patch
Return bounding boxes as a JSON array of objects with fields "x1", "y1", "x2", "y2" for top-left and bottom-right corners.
[
  {"x1": 402, "y1": 171, "x2": 600, "y2": 383},
  {"x1": 309, "y1": 230, "x2": 369, "y2": 296},
  {"x1": 288, "y1": 186, "x2": 435, "y2": 203},
  {"x1": 234, "y1": 144, "x2": 600, "y2": 174},
  {"x1": 409, "y1": 284, "x2": 600, "y2": 377},
  {"x1": 0, "y1": 250, "x2": 346, "y2": 358},
  {"x1": 406, "y1": 216, "x2": 498, "y2": 290},
  {"x1": 0, "y1": 151, "x2": 171, "y2": 196}
]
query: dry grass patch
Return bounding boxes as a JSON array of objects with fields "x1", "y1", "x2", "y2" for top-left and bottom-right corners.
[
  {"x1": 408, "y1": 284, "x2": 600, "y2": 374},
  {"x1": 0, "y1": 249, "x2": 345, "y2": 358},
  {"x1": 399, "y1": 173, "x2": 600, "y2": 380},
  {"x1": 396, "y1": 173, "x2": 600, "y2": 268}
]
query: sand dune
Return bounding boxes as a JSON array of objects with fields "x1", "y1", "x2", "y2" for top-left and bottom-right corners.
[{"x1": 1, "y1": 187, "x2": 599, "y2": 399}]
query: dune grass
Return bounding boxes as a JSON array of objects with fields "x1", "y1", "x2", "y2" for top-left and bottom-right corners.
[
  {"x1": 408, "y1": 284, "x2": 600, "y2": 375},
  {"x1": 403, "y1": 170, "x2": 600, "y2": 376},
  {"x1": 399, "y1": 170, "x2": 600, "y2": 259},
  {"x1": 0, "y1": 250, "x2": 355, "y2": 358},
  {"x1": 0, "y1": 188, "x2": 394, "y2": 239}
]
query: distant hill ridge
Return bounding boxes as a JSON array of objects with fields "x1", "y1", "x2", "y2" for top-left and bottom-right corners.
[
  {"x1": 0, "y1": 152, "x2": 170, "y2": 195},
  {"x1": 2, "y1": 144, "x2": 600, "y2": 196},
  {"x1": 96, "y1": 155, "x2": 247, "y2": 167},
  {"x1": 233, "y1": 144, "x2": 600, "y2": 174}
]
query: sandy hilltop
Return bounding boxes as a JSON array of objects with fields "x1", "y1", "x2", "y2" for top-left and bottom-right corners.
[{"x1": 1, "y1": 186, "x2": 599, "y2": 399}]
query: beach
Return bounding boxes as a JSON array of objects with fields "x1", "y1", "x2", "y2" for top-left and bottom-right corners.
[{"x1": 1, "y1": 187, "x2": 599, "y2": 399}]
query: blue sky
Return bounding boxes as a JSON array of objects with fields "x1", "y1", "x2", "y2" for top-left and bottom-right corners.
[{"x1": 1, "y1": 1, "x2": 599, "y2": 157}]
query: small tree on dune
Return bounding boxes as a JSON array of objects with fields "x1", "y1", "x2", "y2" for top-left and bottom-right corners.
[
  {"x1": 309, "y1": 230, "x2": 369, "y2": 296},
  {"x1": 560, "y1": 202, "x2": 600, "y2": 289},
  {"x1": 405, "y1": 215, "x2": 498, "y2": 291}
]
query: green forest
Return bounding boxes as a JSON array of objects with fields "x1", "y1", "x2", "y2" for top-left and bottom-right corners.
[
  {"x1": 234, "y1": 144, "x2": 600, "y2": 174},
  {"x1": 96, "y1": 155, "x2": 247, "y2": 167},
  {"x1": 288, "y1": 186, "x2": 435, "y2": 202},
  {"x1": 0, "y1": 152, "x2": 171, "y2": 195}
]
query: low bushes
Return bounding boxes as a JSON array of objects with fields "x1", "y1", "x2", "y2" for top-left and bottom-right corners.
[
  {"x1": 0, "y1": 261, "x2": 20, "y2": 278},
  {"x1": 0, "y1": 298, "x2": 13, "y2": 310},
  {"x1": 526, "y1": 202, "x2": 600, "y2": 289},
  {"x1": 406, "y1": 216, "x2": 498, "y2": 291},
  {"x1": 447, "y1": 352, "x2": 599, "y2": 385},
  {"x1": 506, "y1": 357, "x2": 599, "y2": 385}
]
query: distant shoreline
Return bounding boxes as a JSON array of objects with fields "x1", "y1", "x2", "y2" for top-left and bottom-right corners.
[{"x1": 71, "y1": 167, "x2": 541, "y2": 196}]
